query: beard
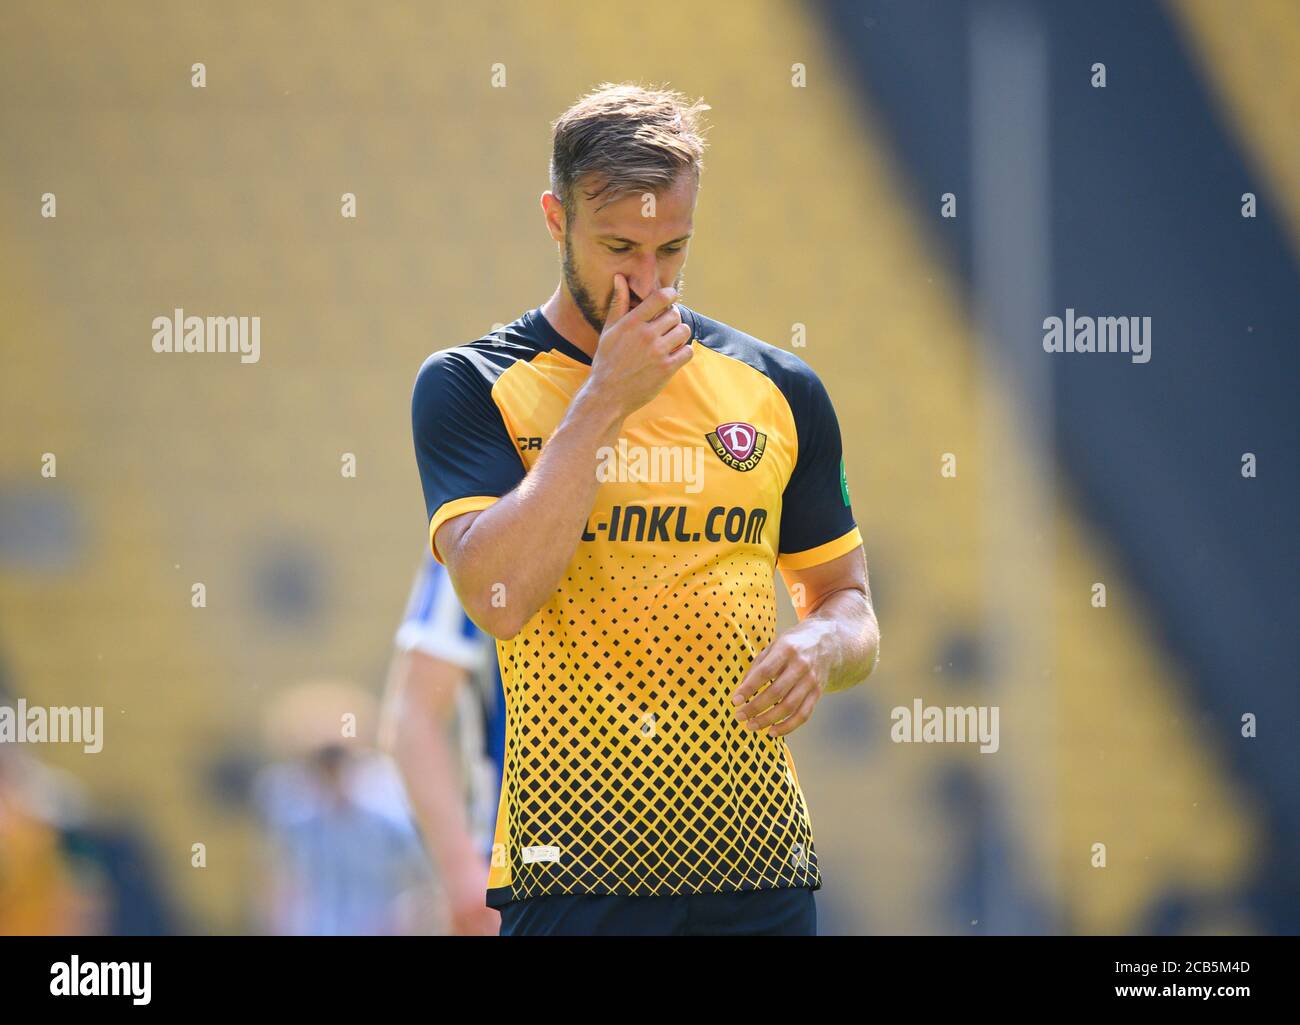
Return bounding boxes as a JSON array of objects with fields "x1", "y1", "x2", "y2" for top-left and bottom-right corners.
[{"x1": 562, "y1": 232, "x2": 685, "y2": 335}]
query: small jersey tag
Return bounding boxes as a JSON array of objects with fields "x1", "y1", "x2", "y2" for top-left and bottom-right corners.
[{"x1": 522, "y1": 845, "x2": 561, "y2": 864}]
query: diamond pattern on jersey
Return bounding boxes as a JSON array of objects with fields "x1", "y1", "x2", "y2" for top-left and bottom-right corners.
[{"x1": 495, "y1": 546, "x2": 821, "y2": 899}]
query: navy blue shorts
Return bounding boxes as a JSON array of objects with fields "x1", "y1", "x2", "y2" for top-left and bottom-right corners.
[{"x1": 497, "y1": 887, "x2": 817, "y2": 937}]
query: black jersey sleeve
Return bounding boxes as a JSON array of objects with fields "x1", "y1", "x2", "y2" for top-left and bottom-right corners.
[
  {"x1": 411, "y1": 347, "x2": 526, "y2": 562},
  {"x1": 776, "y1": 360, "x2": 861, "y2": 567}
]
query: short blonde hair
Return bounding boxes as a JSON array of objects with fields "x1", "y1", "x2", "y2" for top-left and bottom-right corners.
[{"x1": 550, "y1": 82, "x2": 711, "y2": 226}]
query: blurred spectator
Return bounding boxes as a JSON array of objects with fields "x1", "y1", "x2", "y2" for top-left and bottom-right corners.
[
  {"x1": 253, "y1": 677, "x2": 434, "y2": 935},
  {"x1": 0, "y1": 746, "x2": 102, "y2": 934}
]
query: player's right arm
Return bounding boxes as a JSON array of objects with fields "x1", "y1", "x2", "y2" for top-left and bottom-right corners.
[
  {"x1": 380, "y1": 646, "x2": 499, "y2": 935},
  {"x1": 378, "y1": 555, "x2": 501, "y2": 934},
  {"x1": 414, "y1": 276, "x2": 691, "y2": 638}
]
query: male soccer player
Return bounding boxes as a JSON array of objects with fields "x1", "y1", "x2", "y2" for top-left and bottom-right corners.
[
  {"x1": 411, "y1": 82, "x2": 880, "y2": 936},
  {"x1": 380, "y1": 551, "x2": 506, "y2": 936}
]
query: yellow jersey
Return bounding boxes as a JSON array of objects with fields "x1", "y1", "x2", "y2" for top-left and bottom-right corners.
[{"x1": 412, "y1": 305, "x2": 862, "y2": 907}]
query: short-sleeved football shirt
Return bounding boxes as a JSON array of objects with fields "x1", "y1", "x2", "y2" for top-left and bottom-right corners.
[{"x1": 411, "y1": 304, "x2": 862, "y2": 907}]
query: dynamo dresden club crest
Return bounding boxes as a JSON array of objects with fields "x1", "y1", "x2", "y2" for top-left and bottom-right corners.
[{"x1": 706, "y1": 421, "x2": 767, "y2": 471}]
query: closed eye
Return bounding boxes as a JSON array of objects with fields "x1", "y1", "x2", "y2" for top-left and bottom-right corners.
[{"x1": 606, "y1": 244, "x2": 686, "y2": 254}]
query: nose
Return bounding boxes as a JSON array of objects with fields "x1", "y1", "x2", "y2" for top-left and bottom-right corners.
[{"x1": 629, "y1": 253, "x2": 660, "y2": 308}]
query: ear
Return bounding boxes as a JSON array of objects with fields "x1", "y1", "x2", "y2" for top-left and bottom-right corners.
[{"x1": 541, "y1": 191, "x2": 565, "y2": 243}]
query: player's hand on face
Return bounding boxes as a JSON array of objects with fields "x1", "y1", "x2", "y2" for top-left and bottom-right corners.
[
  {"x1": 586, "y1": 273, "x2": 694, "y2": 419},
  {"x1": 729, "y1": 627, "x2": 832, "y2": 737}
]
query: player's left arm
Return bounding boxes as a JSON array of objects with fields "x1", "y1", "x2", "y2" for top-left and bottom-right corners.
[
  {"x1": 730, "y1": 357, "x2": 879, "y2": 737},
  {"x1": 731, "y1": 545, "x2": 880, "y2": 737}
]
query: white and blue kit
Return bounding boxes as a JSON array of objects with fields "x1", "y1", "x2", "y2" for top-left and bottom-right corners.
[{"x1": 395, "y1": 552, "x2": 506, "y2": 860}]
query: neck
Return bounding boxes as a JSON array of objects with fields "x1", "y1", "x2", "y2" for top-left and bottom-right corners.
[{"x1": 540, "y1": 284, "x2": 600, "y2": 360}]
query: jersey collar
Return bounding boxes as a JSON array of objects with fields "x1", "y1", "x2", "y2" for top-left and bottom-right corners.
[{"x1": 526, "y1": 307, "x2": 595, "y2": 366}]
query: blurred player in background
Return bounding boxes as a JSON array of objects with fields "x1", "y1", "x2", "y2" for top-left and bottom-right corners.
[{"x1": 380, "y1": 552, "x2": 505, "y2": 936}]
